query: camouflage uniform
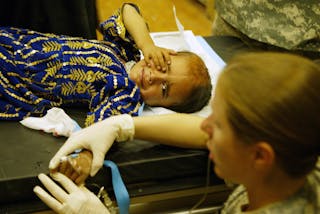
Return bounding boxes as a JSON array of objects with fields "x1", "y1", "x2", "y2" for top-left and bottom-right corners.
[
  {"x1": 213, "y1": 0, "x2": 320, "y2": 56},
  {"x1": 221, "y1": 164, "x2": 320, "y2": 213}
]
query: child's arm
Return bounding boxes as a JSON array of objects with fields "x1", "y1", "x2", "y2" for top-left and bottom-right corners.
[{"x1": 123, "y1": 4, "x2": 176, "y2": 71}]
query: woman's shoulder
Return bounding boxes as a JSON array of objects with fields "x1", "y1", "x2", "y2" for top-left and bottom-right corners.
[
  {"x1": 221, "y1": 167, "x2": 320, "y2": 214},
  {"x1": 262, "y1": 168, "x2": 320, "y2": 214}
]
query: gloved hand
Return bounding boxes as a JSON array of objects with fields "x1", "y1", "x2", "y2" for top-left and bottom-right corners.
[
  {"x1": 34, "y1": 173, "x2": 110, "y2": 214},
  {"x1": 58, "y1": 150, "x2": 93, "y2": 185},
  {"x1": 49, "y1": 114, "x2": 134, "y2": 176}
]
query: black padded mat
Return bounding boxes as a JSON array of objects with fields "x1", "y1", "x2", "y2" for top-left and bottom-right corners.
[{"x1": 0, "y1": 108, "x2": 224, "y2": 211}]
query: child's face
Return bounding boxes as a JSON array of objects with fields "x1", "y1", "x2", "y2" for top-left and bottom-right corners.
[
  {"x1": 201, "y1": 87, "x2": 253, "y2": 184},
  {"x1": 129, "y1": 56, "x2": 197, "y2": 107}
]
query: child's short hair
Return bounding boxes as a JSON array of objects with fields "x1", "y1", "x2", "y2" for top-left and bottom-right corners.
[{"x1": 167, "y1": 51, "x2": 212, "y2": 113}]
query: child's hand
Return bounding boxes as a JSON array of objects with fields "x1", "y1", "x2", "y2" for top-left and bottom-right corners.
[
  {"x1": 51, "y1": 150, "x2": 93, "y2": 185},
  {"x1": 142, "y1": 45, "x2": 177, "y2": 71}
]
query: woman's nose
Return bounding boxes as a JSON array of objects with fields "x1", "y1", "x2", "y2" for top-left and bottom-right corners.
[{"x1": 201, "y1": 118, "x2": 213, "y2": 139}]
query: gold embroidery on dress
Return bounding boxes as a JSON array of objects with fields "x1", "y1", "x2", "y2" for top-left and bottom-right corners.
[
  {"x1": 86, "y1": 57, "x2": 98, "y2": 64},
  {"x1": 64, "y1": 50, "x2": 96, "y2": 55},
  {"x1": 85, "y1": 114, "x2": 95, "y2": 127},
  {"x1": 121, "y1": 49, "x2": 126, "y2": 57},
  {"x1": 99, "y1": 102, "x2": 113, "y2": 121},
  {"x1": 131, "y1": 102, "x2": 141, "y2": 114},
  {"x1": 67, "y1": 55, "x2": 119, "y2": 76},
  {"x1": 66, "y1": 51, "x2": 117, "y2": 67},
  {"x1": 86, "y1": 70, "x2": 96, "y2": 82},
  {"x1": 69, "y1": 69, "x2": 107, "y2": 83},
  {"x1": 0, "y1": 32, "x2": 15, "y2": 40},
  {"x1": 113, "y1": 76, "x2": 118, "y2": 89},
  {"x1": 70, "y1": 56, "x2": 88, "y2": 65},
  {"x1": 61, "y1": 81, "x2": 90, "y2": 96},
  {"x1": 43, "y1": 61, "x2": 62, "y2": 81},
  {"x1": 2, "y1": 85, "x2": 43, "y2": 104},
  {"x1": 0, "y1": 73, "x2": 37, "y2": 104},
  {"x1": 115, "y1": 12, "x2": 126, "y2": 39},
  {"x1": 0, "y1": 43, "x2": 14, "y2": 53},
  {"x1": 0, "y1": 52, "x2": 16, "y2": 66},
  {"x1": 102, "y1": 21, "x2": 118, "y2": 38},
  {"x1": 98, "y1": 55, "x2": 113, "y2": 66},
  {"x1": 15, "y1": 83, "x2": 25, "y2": 88},
  {"x1": 112, "y1": 92, "x2": 134, "y2": 102},
  {"x1": 0, "y1": 71, "x2": 10, "y2": 85},
  {"x1": 66, "y1": 41, "x2": 94, "y2": 49},
  {"x1": 0, "y1": 112, "x2": 19, "y2": 118},
  {"x1": 130, "y1": 86, "x2": 138, "y2": 97},
  {"x1": 122, "y1": 102, "x2": 131, "y2": 109},
  {"x1": 26, "y1": 36, "x2": 48, "y2": 46},
  {"x1": 61, "y1": 82, "x2": 75, "y2": 96},
  {"x1": 20, "y1": 49, "x2": 38, "y2": 60},
  {"x1": 75, "y1": 82, "x2": 87, "y2": 94},
  {"x1": 42, "y1": 41, "x2": 62, "y2": 52},
  {"x1": 29, "y1": 53, "x2": 59, "y2": 66},
  {"x1": 99, "y1": 88, "x2": 105, "y2": 101},
  {"x1": 114, "y1": 90, "x2": 121, "y2": 96}
]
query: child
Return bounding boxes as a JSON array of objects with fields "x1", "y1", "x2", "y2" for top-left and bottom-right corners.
[{"x1": 0, "y1": 4, "x2": 211, "y2": 126}]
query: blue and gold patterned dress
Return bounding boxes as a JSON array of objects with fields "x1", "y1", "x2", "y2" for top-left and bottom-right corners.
[{"x1": 0, "y1": 7, "x2": 143, "y2": 126}]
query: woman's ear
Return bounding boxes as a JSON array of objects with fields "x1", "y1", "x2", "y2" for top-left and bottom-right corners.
[{"x1": 252, "y1": 142, "x2": 275, "y2": 171}]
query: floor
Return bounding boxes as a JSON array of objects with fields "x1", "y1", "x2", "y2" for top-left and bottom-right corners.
[{"x1": 96, "y1": 0, "x2": 214, "y2": 37}]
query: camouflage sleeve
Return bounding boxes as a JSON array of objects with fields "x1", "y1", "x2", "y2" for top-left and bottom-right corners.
[
  {"x1": 220, "y1": 185, "x2": 247, "y2": 214},
  {"x1": 215, "y1": 0, "x2": 320, "y2": 52}
]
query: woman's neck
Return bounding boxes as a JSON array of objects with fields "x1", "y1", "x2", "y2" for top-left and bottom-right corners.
[{"x1": 244, "y1": 172, "x2": 306, "y2": 211}]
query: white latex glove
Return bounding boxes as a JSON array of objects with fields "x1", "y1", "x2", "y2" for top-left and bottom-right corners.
[
  {"x1": 34, "y1": 173, "x2": 110, "y2": 214},
  {"x1": 49, "y1": 114, "x2": 134, "y2": 176}
]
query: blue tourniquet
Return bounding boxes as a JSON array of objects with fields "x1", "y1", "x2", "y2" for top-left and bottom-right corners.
[{"x1": 104, "y1": 160, "x2": 130, "y2": 214}]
